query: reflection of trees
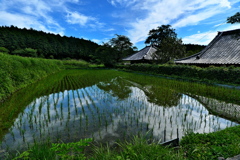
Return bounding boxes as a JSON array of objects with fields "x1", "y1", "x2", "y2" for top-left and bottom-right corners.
[
  {"x1": 191, "y1": 95, "x2": 240, "y2": 123},
  {"x1": 122, "y1": 78, "x2": 182, "y2": 107},
  {"x1": 143, "y1": 85, "x2": 182, "y2": 107},
  {"x1": 97, "y1": 77, "x2": 132, "y2": 100},
  {"x1": 98, "y1": 77, "x2": 182, "y2": 107}
]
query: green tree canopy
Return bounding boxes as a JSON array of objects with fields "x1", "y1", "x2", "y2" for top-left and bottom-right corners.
[
  {"x1": 145, "y1": 25, "x2": 186, "y2": 63},
  {"x1": 227, "y1": 12, "x2": 240, "y2": 24},
  {"x1": 108, "y1": 34, "x2": 133, "y2": 61},
  {"x1": 12, "y1": 48, "x2": 37, "y2": 57},
  {"x1": 95, "y1": 43, "x2": 117, "y2": 67},
  {"x1": 145, "y1": 25, "x2": 177, "y2": 46},
  {"x1": 0, "y1": 47, "x2": 9, "y2": 54}
]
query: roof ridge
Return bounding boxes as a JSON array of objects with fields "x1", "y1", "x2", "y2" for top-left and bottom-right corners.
[
  {"x1": 143, "y1": 45, "x2": 152, "y2": 58},
  {"x1": 175, "y1": 32, "x2": 223, "y2": 62}
]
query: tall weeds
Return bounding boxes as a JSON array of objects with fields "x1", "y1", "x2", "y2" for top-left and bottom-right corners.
[{"x1": 0, "y1": 53, "x2": 63, "y2": 101}]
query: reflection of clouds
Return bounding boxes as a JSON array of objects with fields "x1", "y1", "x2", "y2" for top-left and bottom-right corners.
[{"x1": 1, "y1": 82, "x2": 239, "y2": 152}]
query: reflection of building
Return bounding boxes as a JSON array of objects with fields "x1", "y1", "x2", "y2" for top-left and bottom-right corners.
[
  {"x1": 175, "y1": 29, "x2": 240, "y2": 66},
  {"x1": 122, "y1": 46, "x2": 157, "y2": 64}
]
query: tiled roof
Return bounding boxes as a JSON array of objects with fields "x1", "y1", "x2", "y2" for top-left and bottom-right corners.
[
  {"x1": 122, "y1": 46, "x2": 157, "y2": 61},
  {"x1": 175, "y1": 29, "x2": 240, "y2": 65}
]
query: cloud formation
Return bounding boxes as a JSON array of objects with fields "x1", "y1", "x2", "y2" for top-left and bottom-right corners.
[
  {"x1": 183, "y1": 23, "x2": 240, "y2": 45},
  {"x1": 108, "y1": 0, "x2": 137, "y2": 7},
  {"x1": 126, "y1": 0, "x2": 234, "y2": 44},
  {"x1": 66, "y1": 11, "x2": 93, "y2": 26},
  {"x1": 0, "y1": 0, "x2": 238, "y2": 47}
]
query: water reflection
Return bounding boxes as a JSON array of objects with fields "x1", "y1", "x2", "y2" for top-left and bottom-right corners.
[{"x1": 1, "y1": 77, "x2": 239, "y2": 152}]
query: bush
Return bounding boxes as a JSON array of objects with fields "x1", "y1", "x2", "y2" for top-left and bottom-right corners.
[
  {"x1": 117, "y1": 64, "x2": 240, "y2": 85},
  {"x1": 12, "y1": 48, "x2": 37, "y2": 57},
  {"x1": 0, "y1": 54, "x2": 63, "y2": 101},
  {"x1": 0, "y1": 47, "x2": 9, "y2": 54},
  {"x1": 181, "y1": 126, "x2": 240, "y2": 159}
]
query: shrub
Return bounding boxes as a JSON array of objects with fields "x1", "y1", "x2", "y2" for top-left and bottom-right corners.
[
  {"x1": 117, "y1": 64, "x2": 240, "y2": 85},
  {"x1": 12, "y1": 48, "x2": 37, "y2": 57},
  {"x1": 0, "y1": 47, "x2": 9, "y2": 54},
  {"x1": 0, "y1": 54, "x2": 63, "y2": 101}
]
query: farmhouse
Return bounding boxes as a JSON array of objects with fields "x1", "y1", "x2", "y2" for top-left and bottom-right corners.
[
  {"x1": 122, "y1": 45, "x2": 157, "y2": 64},
  {"x1": 175, "y1": 29, "x2": 240, "y2": 66}
]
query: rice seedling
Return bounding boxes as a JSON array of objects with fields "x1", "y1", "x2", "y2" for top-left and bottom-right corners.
[{"x1": 1, "y1": 69, "x2": 240, "y2": 156}]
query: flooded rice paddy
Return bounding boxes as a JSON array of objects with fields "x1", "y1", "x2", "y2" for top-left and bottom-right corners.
[{"x1": 0, "y1": 69, "x2": 239, "y2": 152}]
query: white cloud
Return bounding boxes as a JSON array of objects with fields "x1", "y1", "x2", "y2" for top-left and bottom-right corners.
[
  {"x1": 66, "y1": 11, "x2": 93, "y2": 26},
  {"x1": 182, "y1": 23, "x2": 240, "y2": 45},
  {"x1": 108, "y1": 0, "x2": 137, "y2": 7},
  {"x1": 0, "y1": 0, "x2": 65, "y2": 34},
  {"x1": 173, "y1": 8, "x2": 222, "y2": 28},
  {"x1": 182, "y1": 31, "x2": 217, "y2": 45},
  {"x1": 0, "y1": 0, "x2": 107, "y2": 35},
  {"x1": 126, "y1": 0, "x2": 234, "y2": 44},
  {"x1": 0, "y1": 11, "x2": 64, "y2": 35},
  {"x1": 92, "y1": 38, "x2": 110, "y2": 44}
]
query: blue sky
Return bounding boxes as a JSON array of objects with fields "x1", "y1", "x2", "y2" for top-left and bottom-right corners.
[{"x1": 0, "y1": 0, "x2": 240, "y2": 49}]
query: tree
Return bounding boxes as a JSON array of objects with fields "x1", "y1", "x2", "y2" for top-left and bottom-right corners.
[
  {"x1": 108, "y1": 34, "x2": 133, "y2": 61},
  {"x1": 145, "y1": 25, "x2": 186, "y2": 63},
  {"x1": 0, "y1": 47, "x2": 9, "y2": 54},
  {"x1": 227, "y1": 12, "x2": 240, "y2": 24},
  {"x1": 12, "y1": 48, "x2": 37, "y2": 57},
  {"x1": 95, "y1": 44, "x2": 117, "y2": 67},
  {"x1": 154, "y1": 37, "x2": 186, "y2": 63}
]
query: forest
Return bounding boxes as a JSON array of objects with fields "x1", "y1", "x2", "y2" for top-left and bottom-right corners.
[
  {"x1": 0, "y1": 25, "x2": 205, "y2": 65},
  {"x1": 0, "y1": 26, "x2": 100, "y2": 60}
]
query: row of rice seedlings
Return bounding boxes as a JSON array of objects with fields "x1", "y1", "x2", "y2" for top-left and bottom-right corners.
[{"x1": 1, "y1": 72, "x2": 240, "y2": 153}]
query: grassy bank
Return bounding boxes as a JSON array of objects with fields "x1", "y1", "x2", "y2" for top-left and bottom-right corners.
[
  {"x1": 9, "y1": 125, "x2": 240, "y2": 159},
  {"x1": 0, "y1": 53, "x2": 64, "y2": 101},
  {"x1": 0, "y1": 53, "x2": 94, "y2": 102},
  {"x1": 117, "y1": 64, "x2": 240, "y2": 85}
]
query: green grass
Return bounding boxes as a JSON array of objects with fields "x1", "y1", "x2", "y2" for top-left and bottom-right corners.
[
  {"x1": 181, "y1": 125, "x2": 240, "y2": 159},
  {"x1": 0, "y1": 53, "x2": 63, "y2": 101},
  {"x1": 1, "y1": 66, "x2": 240, "y2": 160},
  {"x1": 8, "y1": 135, "x2": 184, "y2": 160},
  {"x1": 117, "y1": 64, "x2": 240, "y2": 86},
  {"x1": 62, "y1": 59, "x2": 90, "y2": 69},
  {"x1": 8, "y1": 126, "x2": 240, "y2": 160}
]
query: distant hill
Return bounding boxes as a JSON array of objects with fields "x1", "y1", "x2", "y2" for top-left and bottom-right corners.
[{"x1": 0, "y1": 25, "x2": 100, "y2": 60}]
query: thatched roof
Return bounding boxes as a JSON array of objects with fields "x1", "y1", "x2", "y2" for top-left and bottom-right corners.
[
  {"x1": 175, "y1": 29, "x2": 240, "y2": 65},
  {"x1": 122, "y1": 46, "x2": 157, "y2": 61}
]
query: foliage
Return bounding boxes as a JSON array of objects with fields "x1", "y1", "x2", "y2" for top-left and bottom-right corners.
[
  {"x1": 10, "y1": 126, "x2": 240, "y2": 160},
  {"x1": 154, "y1": 37, "x2": 186, "y2": 63},
  {"x1": 0, "y1": 53, "x2": 63, "y2": 102},
  {"x1": 12, "y1": 48, "x2": 37, "y2": 57},
  {"x1": 0, "y1": 69, "x2": 240, "y2": 159},
  {"x1": 117, "y1": 64, "x2": 240, "y2": 85},
  {"x1": 95, "y1": 44, "x2": 117, "y2": 67},
  {"x1": 0, "y1": 25, "x2": 100, "y2": 60},
  {"x1": 51, "y1": 138, "x2": 92, "y2": 159},
  {"x1": 184, "y1": 44, "x2": 206, "y2": 57},
  {"x1": 181, "y1": 125, "x2": 240, "y2": 159},
  {"x1": 145, "y1": 25, "x2": 186, "y2": 63},
  {"x1": 12, "y1": 138, "x2": 92, "y2": 160},
  {"x1": 11, "y1": 136, "x2": 183, "y2": 160},
  {"x1": 145, "y1": 25, "x2": 177, "y2": 46},
  {"x1": 91, "y1": 135, "x2": 184, "y2": 160},
  {"x1": 62, "y1": 59, "x2": 90, "y2": 69},
  {"x1": 227, "y1": 12, "x2": 240, "y2": 24},
  {"x1": 0, "y1": 47, "x2": 9, "y2": 54},
  {"x1": 108, "y1": 34, "x2": 134, "y2": 61}
]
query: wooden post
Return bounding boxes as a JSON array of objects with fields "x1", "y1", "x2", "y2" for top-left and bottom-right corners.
[{"x1": 164, "y1": 129, "x2": 166, "y2": 142}]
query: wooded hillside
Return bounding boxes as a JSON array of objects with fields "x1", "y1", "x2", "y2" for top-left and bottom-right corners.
[{"x1": 0, "y1": 26, "x2": 100, "y2": 60}]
